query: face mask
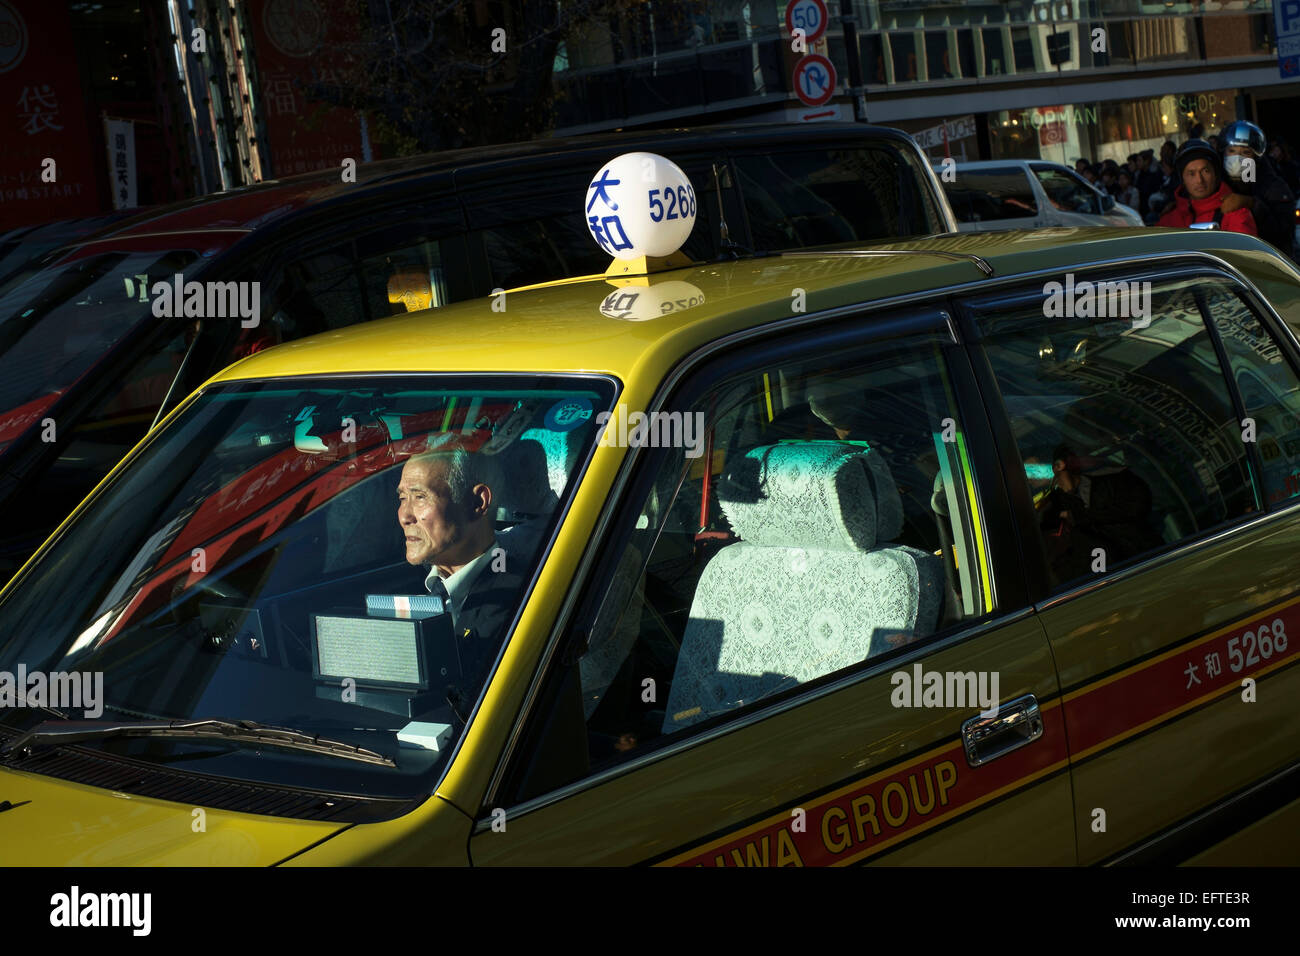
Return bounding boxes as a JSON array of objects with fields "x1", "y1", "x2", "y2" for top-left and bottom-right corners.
[{"x1": 1224, "y1": 153, "x2": 1248, "y2": 180}]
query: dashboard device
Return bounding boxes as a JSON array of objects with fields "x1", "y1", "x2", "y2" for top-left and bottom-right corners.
[{"x1": 311, "y1": 610, "x2": 460, "y2": 717}]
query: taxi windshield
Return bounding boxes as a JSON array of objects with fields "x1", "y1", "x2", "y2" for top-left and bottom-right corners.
[
  {"x1": 0, "y1": 375, "x2": 615, "y2": 804},
  {"x1": 0, "y1": 247, "x2": 201, "y2": 453}
]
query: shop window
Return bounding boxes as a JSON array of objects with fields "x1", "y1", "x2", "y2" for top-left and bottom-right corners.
[
  {"x1": 981, "y1": 27, "x2": 1008, "y2": 75},
  {"x1": 890, "y1": 32, "x2": 918, "y2": 82},
  {"x1": 955, "y1": 29, "x2": 976, "y2": 78},
  {"x1": 925, "y1": 32, "x2": 953, "y2": 80},
  {"x1": 1011, "y1": 26, "x2": 1037, "y2": 71}
]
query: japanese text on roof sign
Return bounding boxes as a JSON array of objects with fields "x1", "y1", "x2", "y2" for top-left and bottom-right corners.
[{"x1": 587, "y1": 168, "x2": 633, "y2": 254}]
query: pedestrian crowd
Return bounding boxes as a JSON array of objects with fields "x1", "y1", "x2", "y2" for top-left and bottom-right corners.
[{"x1": 1071, "y1": 120, "x2": 1299, "y2": 259}]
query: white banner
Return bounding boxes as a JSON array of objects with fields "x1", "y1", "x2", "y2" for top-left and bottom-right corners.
[
  {"x1": 103, "y1": 116, "x2": 136, "y2": 209},
  {"x1": 911, "y1": 115, "x2": 977, "y2": 151}
]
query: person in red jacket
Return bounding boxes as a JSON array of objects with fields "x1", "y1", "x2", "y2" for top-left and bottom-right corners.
[{"x1": 1157, "y1": 139, "x2": 1258, "y2": 236}]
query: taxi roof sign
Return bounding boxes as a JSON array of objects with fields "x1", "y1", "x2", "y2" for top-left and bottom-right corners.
[{"x1": 586, "y1": 152, "x2": 697, "y2": 262}]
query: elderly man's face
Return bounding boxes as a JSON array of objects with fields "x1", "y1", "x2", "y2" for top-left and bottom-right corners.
[
  {"x1": 398, "y1": 457, "x2": 470, "y2": 567},
  {"x1": 1182, "y1": 158, "x2": 1219, "y2": 199}
]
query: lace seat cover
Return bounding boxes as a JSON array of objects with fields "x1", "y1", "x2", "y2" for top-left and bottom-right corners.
[{"x1": 663, "y1": 443, "x2": 942, "y2": 732}]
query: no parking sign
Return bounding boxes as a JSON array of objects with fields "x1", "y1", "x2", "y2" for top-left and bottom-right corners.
[{"x1": 792, "y1": 53, "x2": 837, "y2": 107}]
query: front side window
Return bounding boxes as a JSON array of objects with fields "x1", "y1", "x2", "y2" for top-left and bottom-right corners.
[
  {"x1": 0, "y1": 376, "x2": 615, "y2": 804},
  {"x1": 503, "y1": 329, "x2": 990, "y2": 802},
  {"x1": 970, "y1": 274, "x2": 1258, "y2": 592},
  {"x1": 1031, "y1": 165, "x2": 1101, "y2": 216}
]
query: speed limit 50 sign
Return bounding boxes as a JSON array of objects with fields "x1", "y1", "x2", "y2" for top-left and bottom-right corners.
[{"x1": 786, "y1": 0, "x2": 829, "y2": 44}]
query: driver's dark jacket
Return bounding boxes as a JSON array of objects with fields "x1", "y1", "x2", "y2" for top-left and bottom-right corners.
[
  {"x1": 434, "y1": 553, "x2": 528, "y2": 717},
  {"x1": 454, "y1": 562, "x2": 527, "y2": 691}
]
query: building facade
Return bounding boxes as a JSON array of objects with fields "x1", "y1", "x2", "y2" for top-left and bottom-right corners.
[
  {"x1": 552, "y1": 0, "x2": 1299, "y2": 166},
  {"x1": 2, "y1": 0, "x2": 1295, "y2": 229}
]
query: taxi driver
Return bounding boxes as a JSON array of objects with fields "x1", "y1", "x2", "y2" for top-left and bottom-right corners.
[
  {"x1": 397, "y1": 447, "x2": 517, "y2": 712},
  {"x1": 397, "y1": 449, "x2": 495, "y2": 581}
]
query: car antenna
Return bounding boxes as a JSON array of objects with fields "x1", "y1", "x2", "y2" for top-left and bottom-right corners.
[{"x1": 712, "y1": 162, "x2": 752, "y2": 259}]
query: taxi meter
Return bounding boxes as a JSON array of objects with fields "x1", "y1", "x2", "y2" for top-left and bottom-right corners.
[{"x1": 311, "y1": 594, "x2": 461, "y2": 722}]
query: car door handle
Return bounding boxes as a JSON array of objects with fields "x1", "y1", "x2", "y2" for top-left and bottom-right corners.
[{"x1": 960, "y1": 693, "x2": 1043, "y2": 767}]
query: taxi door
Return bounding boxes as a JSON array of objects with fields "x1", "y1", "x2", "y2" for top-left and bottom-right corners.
[
  {"x1": 466, "y1": 306, "x2": 1076, "y2": 865},
  {"x1": 960, "y1": 264, "x2": 1300, "y2": 864}
]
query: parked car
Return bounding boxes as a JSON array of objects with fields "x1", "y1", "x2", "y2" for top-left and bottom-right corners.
[
  {"x1": 0, "y1": 123, "x2": 953, "y2": 580},
  {"x1": 2, "y1": 222, "x2": 1298, "y2": 865},
  {"x1": 938, "y1": 159, "x2": 1144, "y2": 232},
  {"x1": 0, "y1": 213, "x2": 133, "y2": 287}
]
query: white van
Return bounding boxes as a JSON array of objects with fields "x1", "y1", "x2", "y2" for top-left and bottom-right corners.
[{"x1": 935, "y1": 159, "x2": 1144, "y2": 232}]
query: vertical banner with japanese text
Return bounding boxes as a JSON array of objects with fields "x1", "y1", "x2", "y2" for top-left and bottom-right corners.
[{"x1": 103, "y1": 117, "x2": 137, "y2": 210}]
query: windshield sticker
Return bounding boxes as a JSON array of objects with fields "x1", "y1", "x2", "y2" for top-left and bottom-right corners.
[{"x1": 545, "y1": 397, "x2": 592, "y2": 432}]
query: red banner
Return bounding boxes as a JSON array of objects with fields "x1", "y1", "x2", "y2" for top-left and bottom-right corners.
[
  {"x1": 0, "y1": 0, "x2": 102, "y2": 227},
  {"x1": 245, "y1": 0, "x2": 376, "y2": 177}
]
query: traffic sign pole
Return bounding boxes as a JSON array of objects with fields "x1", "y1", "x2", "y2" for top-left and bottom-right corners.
[{"x1": 838, "y1": 0, "x2": 867, "y2": 122}]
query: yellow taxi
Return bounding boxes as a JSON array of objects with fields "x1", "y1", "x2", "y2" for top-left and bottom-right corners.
[{"x1": 2, "y1": 156, "x2": 1299, "y2": 865}]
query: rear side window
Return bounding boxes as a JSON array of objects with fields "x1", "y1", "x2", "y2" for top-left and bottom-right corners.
[
  {"x1": 1202, "y1": 283, "x2": 1300, "y2": 508},
  {"x1": 479, "y1": 216, "x2": 610, "y2": 292},
  {"x1": 262, "y1": 224, "x2": 469, "y2": 342},
  {"x1": 969, "y1": 274, "x2": 1258, "y2": 592},
  {"x1": 734, "y1": 147, "x2": 939, "y2": 246},
  {"x1": 941, "y1": 167, "x2": 1038, "y2": 223}
]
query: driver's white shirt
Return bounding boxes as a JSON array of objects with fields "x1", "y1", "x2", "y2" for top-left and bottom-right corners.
[{"x1": 423, "y1": 536, "x2": 499, "y2": 627}]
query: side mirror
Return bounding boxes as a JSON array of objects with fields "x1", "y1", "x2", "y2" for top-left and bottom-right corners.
[{"x1": 1102, "y1": 194, "x2": 1115, "y2": 210}]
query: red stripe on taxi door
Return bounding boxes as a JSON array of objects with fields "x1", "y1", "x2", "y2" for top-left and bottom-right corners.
[
  {"x1": 663, "y1": 701, "x2": 1069, "y2": 866},
  {"x1": 1062, "y1": 597, "x2": 1300, "y2": 760}
]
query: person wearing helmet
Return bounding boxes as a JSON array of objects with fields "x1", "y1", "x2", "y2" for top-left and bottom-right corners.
[
  {"x1": 1157, "y1": 139, "x2": 1258, "y2": 237},
  {"x1": 1219, "y1": 120, "x2": 1297, "y2": 259}
]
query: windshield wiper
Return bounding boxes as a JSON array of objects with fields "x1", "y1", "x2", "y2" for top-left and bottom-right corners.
[{"x1": 1, "y1": 718, "x2": 396, "y2": 767}]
